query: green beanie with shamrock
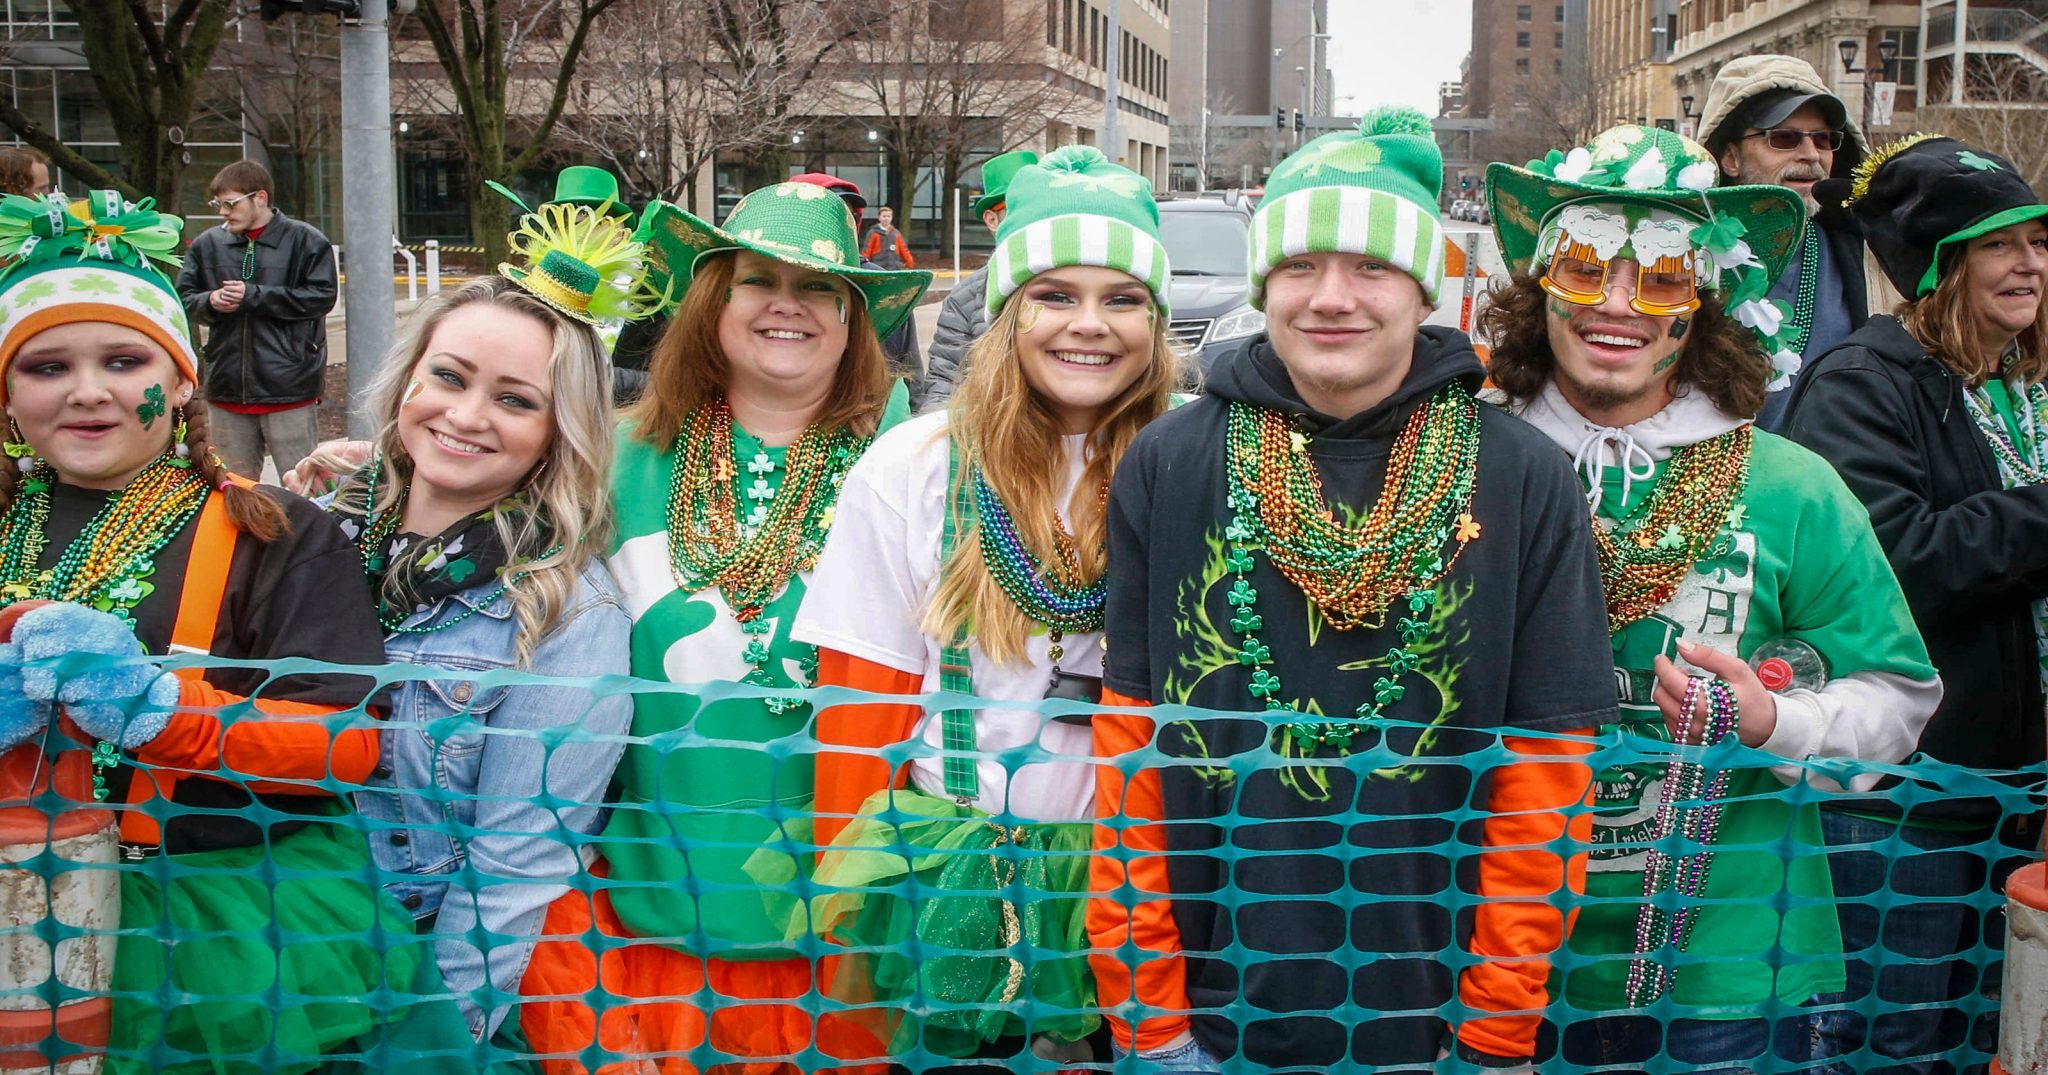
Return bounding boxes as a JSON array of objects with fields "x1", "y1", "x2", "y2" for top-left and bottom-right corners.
[
  {"x1": 986, "y1": 144, "x2": 1170, "y2": 317},
  {"x1": 1249, "y1": 105, "x2": 1446, "y2": 307}
]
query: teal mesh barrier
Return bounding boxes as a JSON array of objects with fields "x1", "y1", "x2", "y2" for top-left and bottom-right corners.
[{"x1": 0, "y1": 651, "x2": 2036, "y2": 1074}]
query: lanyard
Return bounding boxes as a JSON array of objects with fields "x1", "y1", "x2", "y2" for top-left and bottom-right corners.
[{"x1": 1985, "y1": 378, "x2": 2034, "y2": 462}]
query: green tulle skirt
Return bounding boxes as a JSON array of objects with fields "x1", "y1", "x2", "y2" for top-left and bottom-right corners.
[
  {"x1": 808, "y1": 786, "x2": 1098, "y2": 1058},
  {"x1": 106, "y1": 817, "x2": 474, "y2": 1075}
]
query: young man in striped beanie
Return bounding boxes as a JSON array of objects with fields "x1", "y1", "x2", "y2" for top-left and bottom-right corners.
[{"x1": 1087, "y1": 108, "x2": 1618, "y2": 1070}]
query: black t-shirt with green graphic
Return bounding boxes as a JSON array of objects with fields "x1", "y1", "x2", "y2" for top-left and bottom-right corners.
[{"x1": 1104, "y1": 334, "x2": 1619, "y2": 1068}]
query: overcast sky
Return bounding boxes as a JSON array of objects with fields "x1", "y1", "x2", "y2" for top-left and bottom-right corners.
[{"x1": 1326, "y1": 0, "x2": 1473, "y2": 116}]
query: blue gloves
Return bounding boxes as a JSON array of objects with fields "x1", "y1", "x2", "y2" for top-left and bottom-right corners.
[
  {"x1": 14, "y1": 603, "x2": 178, "y2": 750},
  {"x1": 0, "y1": 641, "x2": 52, "y2": 753}
]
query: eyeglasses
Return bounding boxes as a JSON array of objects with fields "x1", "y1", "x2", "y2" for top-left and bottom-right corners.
[
  {"x1": 1542, "y1": 255, "x2": 1702, "y2": 317},
  {"x1": 205, "y1": 192, "x2": 256, "y2": 212},
  {"x1": 1743, "y1": 128, "x2": 1846, "y2": 152}
]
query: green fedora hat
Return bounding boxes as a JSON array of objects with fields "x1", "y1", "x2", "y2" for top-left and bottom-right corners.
[
  {"x1": 1486, "y1": 124, "x2": 1806, "y2": 286},
  {"x1": 637, "y1": 181, "x2": 933, "y2": 341},
  {"x1": 973, "y1": 150, "x2": 1040, "y2": 217}
]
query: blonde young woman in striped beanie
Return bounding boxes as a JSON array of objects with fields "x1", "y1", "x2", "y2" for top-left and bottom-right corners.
[{"x1": 794, "y1": 144, "x2": 1180, "y2": 1069}]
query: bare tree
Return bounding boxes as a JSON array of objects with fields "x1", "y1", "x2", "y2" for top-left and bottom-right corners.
[
  {"x1": 212, "y1": 16, "x2": 341, "y2": 215},
  {"x1": 832, "y1": 0, "x2": 1089, "y2": 257},
  {"x1": 0, "y1": 0, "x2": 237, "y2": 202},
  {"x1": 1921, "y1": 56, "x2": 2048, "y2": 189},
  {"x1": 398, "y1": 0, "x2": 623, "y2": 263},
  {"x1": 556, "y1": 0, "x2": 831, "y2": 213}
]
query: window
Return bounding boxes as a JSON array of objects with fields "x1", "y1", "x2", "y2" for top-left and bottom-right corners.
[
  {"x1": 1516, "y1": 30, "x2": 1530, "y2": 47},
  {"x1": 1882, "y1": 27, "x2": 1921, "y2": 89},
  {"x1": 1555, "y1": 57, "x2": 1563, "y2": 73},
  {"x1": 1555, "y1": 4, "x2": 1564, "y2": 18},
  {"x1": 1047, "y1": 0, "x2": 1057, "y2": 45},
  {"x1": 1517, "y1": 4, "x2": 1531, "y2": 19},
  {"x1": 1555, "y1": 30, "x2": 1563, "y2": 47},
  {"x1": 1516, "y1": 57, "x2": 1530, "y2": 73}
]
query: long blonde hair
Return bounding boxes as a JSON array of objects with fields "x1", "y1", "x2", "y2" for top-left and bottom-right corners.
[
  {"x1": 921, "y1": 292, "x2": 1181, "y2": 663},
  {"x1": 622, "y1": 252, "x2": 895, "y2": 446},
  {"x1": 347, "y1": 276, "x2": 616, "y2": 666},
  {"x1": 1903, "y1": 244, "x2": 2048, "y2": 388}
]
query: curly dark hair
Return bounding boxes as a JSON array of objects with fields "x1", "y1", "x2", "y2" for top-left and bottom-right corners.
[{"x1": 1478, "y1": 271, "x2": 1770, "y2": 420}]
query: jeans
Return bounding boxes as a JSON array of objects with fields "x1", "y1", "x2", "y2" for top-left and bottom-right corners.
[
  {"x1": 1810, "y1": 808, "x2": 2040, "y2": 1075},
  {"x1": 1559, "y1": 1010, "x2": 1829, "y2": 1075},
  {"x1": 209, "y1": 401, "x2": 320, "y2": 479}
]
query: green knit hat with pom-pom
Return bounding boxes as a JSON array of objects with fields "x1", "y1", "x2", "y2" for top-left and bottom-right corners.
[
  {"x1": 986, "y1": 144, "x2": 1168, "y2": 318},
  {"x1": 1250, "y1": 105, "x2": 1446, "y2": 307}
]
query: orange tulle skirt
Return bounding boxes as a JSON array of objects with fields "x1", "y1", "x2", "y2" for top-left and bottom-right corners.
[{"x1": 518, "y1": 862, "x2": 890, "y2": 1075}]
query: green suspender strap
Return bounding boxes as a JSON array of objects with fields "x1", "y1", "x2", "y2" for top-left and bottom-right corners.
[{"x1": 940, "y1": 437, "x2": 980, "y2": 805}]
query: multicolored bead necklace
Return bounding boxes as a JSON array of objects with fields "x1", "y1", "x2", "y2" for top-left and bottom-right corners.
[
  {"x1": 1220, "y1": 385, "x2": 1483, "y2": 748},
  {"x1": 972, "y1": 466, "x2": 1108, "y2": 656},
  {"x1": 666, "y1": 398, "x2": 867, "y2": 709},
  {"x1": 348, "y1": 457, "x2": 557, "y2": 633},
  {"x1": 0, "y1": 454, "x2": 208, "y2": 621},
  {"x1": 1965, "y1": 376, "x2": 2048, "y2": 485},
  {"x1": 1625, "y1": 676, "x2": 1741, "y2": 1006},
  {"x1": 1593, "y1": 427, "x2": 1751, "y2": 633}
]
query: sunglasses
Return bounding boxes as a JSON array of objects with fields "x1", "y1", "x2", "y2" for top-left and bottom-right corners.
[
  {"x1": 1743, "y1": 128, "x2": 1846, "y2": 152},
  {"x1": 205, "y1": 192, "x2": 258, "y2": 212},
  {"x1": 1542, "y1": 253, "x2": 1701, "y2": 317}
]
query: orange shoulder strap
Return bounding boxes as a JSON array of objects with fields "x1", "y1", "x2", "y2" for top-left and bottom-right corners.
[{"x1": 169, "y1": 482, "x2": 247, "y2": 668}]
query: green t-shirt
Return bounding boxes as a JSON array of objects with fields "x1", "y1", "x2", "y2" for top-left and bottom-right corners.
[
  {"x1": 595, "y1": 384, "x2": 909, "y2": 958},
  {"x1": 1562, "y1": 431, "x2": 1936, "y2": 1016}
]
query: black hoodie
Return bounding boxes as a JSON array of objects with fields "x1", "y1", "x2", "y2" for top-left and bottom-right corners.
[
  {"x1": 1103, "y1": 329, "x2": 1618, "y2": 1067},
  {"x1": 1783, "y1": 316, "x2": 2048, "y2": 808}
]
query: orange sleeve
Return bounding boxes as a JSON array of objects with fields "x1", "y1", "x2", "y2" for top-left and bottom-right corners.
[
  {"x1": 132, "y1": 675, "x2": 381, "y2": 795},
  {"x1": 896, "y1": 234, "x2": 915, "y2": 269},
  {"x1": 862, "y1": 230, "x2": 883, "y2": 261},
  {"x1": 1087, "y1": 687, "x2": 1193, "y2": 1053},
  {"x1": 812, "y1": 648, "x2": 924, "y2": 851},
  {"x1": 1455, "y1": 728, "x2": 1597, "y2": 1060}
]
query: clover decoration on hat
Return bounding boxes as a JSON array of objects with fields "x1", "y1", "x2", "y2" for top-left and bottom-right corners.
[
  {"x1": 1487, "y1": 124, "x2": 1811, "y2": 390},
  {"x1": 1248, "y1": 106, "x2": 1449, "y2": 308},
  {"x1": 499, "y1": 197, "x2": 661, "y2": 332},
  {"x1": 985, "y1": 144, "x2": 1170, "y2": 318},
  {"x1": 635, "y1": 181, "x2": 933, "y2": 342},
  {"x1": 0, "y1": 191, "x2": 195, "y2": 404},
  {"x1": 1841, "y1": 134, "x2": 2048, "y2": 299}
]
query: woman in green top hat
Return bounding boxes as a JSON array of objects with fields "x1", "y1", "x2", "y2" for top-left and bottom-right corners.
[
  {"x1": 1782, "y1": 136, "x2": 2048, "y2": 1073},
  {"x1": 516, "y1": 180, "x2": 930, "y2": 1074}
]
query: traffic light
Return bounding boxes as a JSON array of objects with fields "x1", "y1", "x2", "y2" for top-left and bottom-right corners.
[
  {"x1": 1275, "y1": 108, "x2": 1287, "y2": 130},
  {"x1": 260, "y1": 0, "x2": 360, "y2": 21},
  {"x1": 1294, "y1": 109, "x2": 1304, "y2": 133}
]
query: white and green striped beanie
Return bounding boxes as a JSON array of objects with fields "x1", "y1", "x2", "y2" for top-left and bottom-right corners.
[
  {"x1": 1249, "y1": 106, "x2": 1447, "y2": 308},
  {"x1": 986, "y1": 145, "x2": 1169, "y2": 318}
]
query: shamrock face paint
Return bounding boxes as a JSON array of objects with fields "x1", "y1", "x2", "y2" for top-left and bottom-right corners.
[
  {"x1": 402, "y1": 378, "x2": 426, "y2": 405},
  {"x1": 137, "y1": 384, "x2": 166, "y2": 430},
  {"x1": 1537, "y1": 203, "x2": 1706, "y2": 316}
]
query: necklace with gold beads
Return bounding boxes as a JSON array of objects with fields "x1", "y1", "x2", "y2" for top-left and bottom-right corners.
[
  {"x1": 666, "y1": 397, "x2": 869, "y2": 709},
  {"x1": 1221, "y1": 384, "x2": 1484, "y2": 749},
  {"x1": 0, "y1": 454, "x2": 207, "y2": 621},
  {"x1": 1593, "y1": 426, "x2": 1751, "y2": 633}
]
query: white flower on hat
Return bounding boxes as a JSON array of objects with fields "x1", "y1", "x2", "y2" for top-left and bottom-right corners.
[
  {"x1": 1735, "y1": 298, "x2": 1787, "y2": 336},
  {"x1": 1623, "y1": 146, "x2": 1668, "y2": 191},
  {"x1": 1767, "y1": 348, "x2": 1803, "y2": 392},
  {"x1": 1553, "y1": 147, "x2": 1594, "y2": 183},
  {"x1": 1707, "y1": 239, "x2": 1761, "y2": 275},
  {"x1": 1677, "y1": 160, "x2": 1718, "y2": 191}
]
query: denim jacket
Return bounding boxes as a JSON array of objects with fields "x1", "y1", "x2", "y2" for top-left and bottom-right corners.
[{"x1": 354, "y1": 558, "x2": 632, "y2": 1039}]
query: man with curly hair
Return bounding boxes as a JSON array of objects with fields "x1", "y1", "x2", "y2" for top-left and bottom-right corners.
[{"x1": 1480, "y1": 124, "x2": 1940, "y2": 1073}]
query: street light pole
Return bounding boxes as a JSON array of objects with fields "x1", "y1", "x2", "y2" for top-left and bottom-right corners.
[
  {"x1": 339, "y1": 0, "x2": 395, "y2": 438},
  {"x1": 1103, "y1": 0, "x2": 1122, "y2": 164},
  {"x1": 1269, "y1": 47, "x2": 1283, "y2": 173},
  {"x1": 1297, "y1": 66, "x2": 1308, "y2": 147}
]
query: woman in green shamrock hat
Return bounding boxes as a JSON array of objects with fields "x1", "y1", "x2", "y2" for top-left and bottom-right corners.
[
  {"x1": 516, "y1": 180, "x2": 930, "y2": 1073},
  {"x1": 0, "y1": 190, "x2": 476, "y2": 1073}
]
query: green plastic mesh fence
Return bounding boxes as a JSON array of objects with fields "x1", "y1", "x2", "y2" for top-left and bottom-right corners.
[{"x1": 0, "y1": 654, "x2": 2035, "y2": 1075}]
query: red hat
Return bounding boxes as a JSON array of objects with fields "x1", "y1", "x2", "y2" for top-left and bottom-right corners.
[{"x1": 788, "y1": 172, "x2": 866, "y2": 211}]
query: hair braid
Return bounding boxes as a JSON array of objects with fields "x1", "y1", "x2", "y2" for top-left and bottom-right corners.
[{"x1": 182, "y1": 398, "x2": 289, "y2": 542}]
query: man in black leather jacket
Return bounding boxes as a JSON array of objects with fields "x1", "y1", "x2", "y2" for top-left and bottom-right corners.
[{"x1": 175, "y1": 160, "x2": 337, "y2": 477}]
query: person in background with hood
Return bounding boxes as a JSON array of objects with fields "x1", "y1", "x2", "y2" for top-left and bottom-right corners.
[
  {"x1": 1698, "y1": 55, "x2": 1871, "y2": 429},
  {"x1": 1086, "y1": 107, "x2": 1619, "y2": 1071},
  {"x1": 919, "y1": 149, "x2": 1038, "y2": 412},
  {"x1": 1482, "y1": 124, "x2": 1939, "y2": 1074},
  {"x1": 1783, "y1": 136, "x2": 2048, "y2": 1075}
]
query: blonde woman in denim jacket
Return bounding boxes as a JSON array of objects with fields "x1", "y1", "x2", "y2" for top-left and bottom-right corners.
[{"x1": 333, "y1": 275, "x2": 634, "y2": 1043}]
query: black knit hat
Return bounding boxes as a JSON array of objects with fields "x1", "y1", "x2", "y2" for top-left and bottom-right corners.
[{"x1": 1847, "y1": 135, "x2": 2048, "y2": 297}]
